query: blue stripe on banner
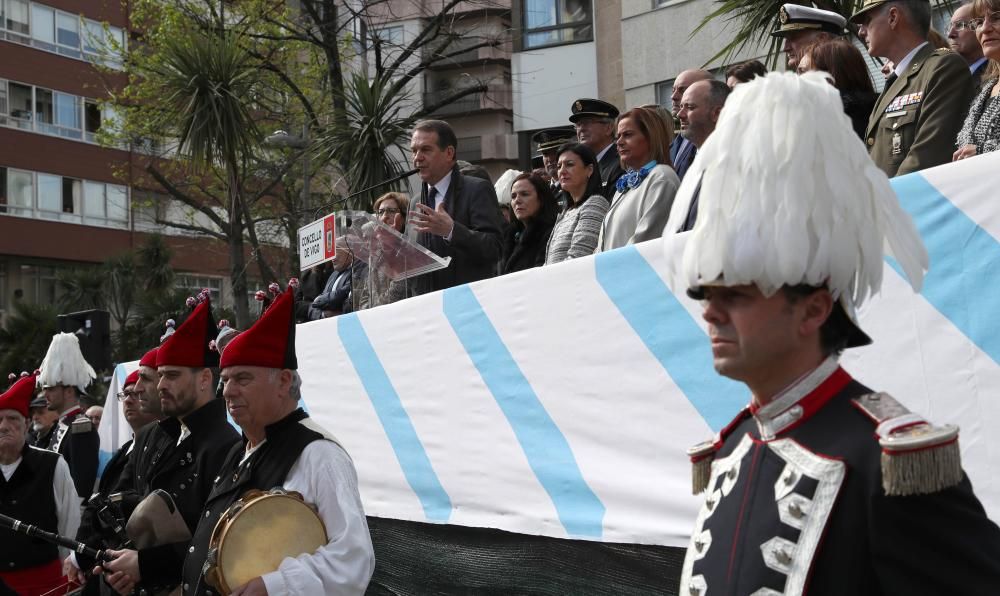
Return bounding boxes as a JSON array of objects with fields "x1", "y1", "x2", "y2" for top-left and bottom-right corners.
[
  {"x1": 891, "y1": 173, "x2": 1000, "y2": 366},
  {"x1": 443, "y1": 285, "x2": 605, "y2": 538},
  {"x1": 338, "y1": 314, "x2": 452, "y2": 522},
  {"x1": 595, "y1": 246, "x2": 750, "y2": 432}
]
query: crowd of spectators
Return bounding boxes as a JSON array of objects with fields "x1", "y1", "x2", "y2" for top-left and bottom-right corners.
[{"x1": 295, "y1": 0, "x2": 1000, "y2": 321}]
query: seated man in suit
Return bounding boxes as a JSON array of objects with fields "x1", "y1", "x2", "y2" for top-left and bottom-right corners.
[{"x1": 408, "y1": 119, "x2": 504, "y2": 294}]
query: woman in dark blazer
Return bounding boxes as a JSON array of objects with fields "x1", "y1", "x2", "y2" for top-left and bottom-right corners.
[{"x1": 500, "y1": 173, "x2": 558, "y2": 275}]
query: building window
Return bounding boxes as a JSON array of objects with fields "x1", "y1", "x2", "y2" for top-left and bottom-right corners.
[
  {"x1": 655, "y1": 80, "x2": 673, "y2": 110},
  {"x1": 4, "y1": 0, "x2": 30, "y2": 40},
  {"x1": 1, "y1": 77, "x2": 118, "y2": 143},
  {"x1": 19, "y1": 264, "x2": 60, "y2": 306},
  {"x1": 522, "y1": 0, "x2": 593, "y2": 49},
  {"x1": 56, "y1": 11, "x2": 80, "y2": 57},
  {"x1": 4, "y1": 168, "x2": 33, "y2": 216},
  {"x1": 0, "y1": 166, "x2": 129, "y2": 228},
  {"x1": 30, "y1": 2, "x2": 55, "y2": 51},
  {"x1": 1, "y1": 1, "x2": 124, "y2": 68},
  {"x1": 176, "y1": 275, "x2": 223, "y2": 303}
]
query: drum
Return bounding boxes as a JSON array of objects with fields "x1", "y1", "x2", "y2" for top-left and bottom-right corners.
[{"x1": 205, "y1": 489, "x2": 327, "y2": 594}]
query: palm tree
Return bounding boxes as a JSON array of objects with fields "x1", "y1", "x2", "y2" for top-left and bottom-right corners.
[
  {"x1": 0, "y1": 301, "x2": 59, "y2": 374},
  {"x1": 148, "y1": 28, "x2": 263, "y2": 327},
  {"x1": 57, "y1": 267, "x2": 106, "y2": 312}
]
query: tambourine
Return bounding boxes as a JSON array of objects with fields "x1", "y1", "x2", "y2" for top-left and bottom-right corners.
[{"x1": 204, "y1": 488, "x2": 327, "y2": 593}]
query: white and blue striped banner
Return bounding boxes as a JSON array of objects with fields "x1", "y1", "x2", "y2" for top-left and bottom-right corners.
[{"x1": 99, "y1": 152, "x2": 1000, "y2": 549}]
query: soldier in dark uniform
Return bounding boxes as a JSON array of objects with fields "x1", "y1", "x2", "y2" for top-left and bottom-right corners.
[
  {"x1": 96, "y1": 294, "x2": 239, "y2": 595},
  {"x1": 531, "y1": 127, "x2": 575, "y2": 188},
  {"x1": 569, "y1": 98, "x2": 623, "y2": 200},
  {"x1": 0, "y1": 372, "x2": 80, "y2": 596},
  {"x1": 27, "y1": 395, "x2": 57, "y2": 448},
  {"x1": 852, "y1": 0, "x2": 973, "y2": 177},
  {"x1": 37, "y1": 332, "x2": 100, "y2": 500},
  {"x1": 181, "y1": 281, "x2": 374, "y2": 595},
  {"x1": 665, "y1": 70, "x2": 1000, "y2": 595},
  {"x1": 67, "y1": 369, "x2": 163, "y2": 593}
]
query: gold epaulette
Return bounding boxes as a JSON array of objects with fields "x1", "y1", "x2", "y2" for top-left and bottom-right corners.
[{"x1": 853, "y1": 392, "x2": 962, "y2": 496}]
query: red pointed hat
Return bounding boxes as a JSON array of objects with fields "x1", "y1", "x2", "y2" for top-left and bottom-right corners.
[
  {"x1": 156, "y1": 293, "x2": 220, "y2": 368},
  {"x1": 139, "y1": 347, "x2": 158, "y2": 368},
  {"x1": 124, "y1": 370, "x2": 140, "y2": 388},
  {"x1": 0, "y1": 372, "x2": 39, "y2": 417},
  {"x1": 220, "y1": 282, "x2": 297, "y2": 370}
]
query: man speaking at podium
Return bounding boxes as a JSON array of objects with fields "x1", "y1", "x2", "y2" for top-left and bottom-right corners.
[{"x1": 408, "y1": 119, "x2": 504, "y2": 294}]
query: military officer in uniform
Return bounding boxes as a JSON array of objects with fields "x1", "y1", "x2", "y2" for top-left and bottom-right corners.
[
  {"x1": 770, "y1": 4, "x2": 846, "y2": 71},
  {"x1": 37, "y1": 332, "x2": 100, "y2": 500},
  {"x1": 27, "y1": 395, "x2": 58, "y2": 448},
  {"x1": 181, "y1": 281, "x2": 374, "y2": 595},
  {"x1": 0, "y1": 372, "x2": 80, "y2": 595},
  {"x1": 853, "y1": 0, "x2": 973, "y2": 177},
  {"x1": 664, "y1": 71, "x2": 1000, "y2": 595},
  {"x1": 97, "y1": 294, "x2": 239, "y2": 595},
  {"x1": 569, "y1": 98, "x2": 623, "y2": 200},
  {"x1": 531, "y1": 127, "x2": 575, "y2": 187}
]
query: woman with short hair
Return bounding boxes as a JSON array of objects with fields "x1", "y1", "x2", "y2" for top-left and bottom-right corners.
[
  {"x1": 799, "y1": 40, "x2": 878, "y2": 139},
  {"x1": 596, "y1": 106, "x2": 679, "y2": 252},
  {"x1": 954, "y1": 0, "x2": 1000, "y2": 160}
]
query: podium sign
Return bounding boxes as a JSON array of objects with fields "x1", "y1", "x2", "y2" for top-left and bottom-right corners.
[{"x1": 298, "y1": 214, "x2": 337, "y2": 270}]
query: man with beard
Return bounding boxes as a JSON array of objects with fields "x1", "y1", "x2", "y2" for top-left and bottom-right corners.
[
  {"x1": 66, "y1": 369, "x2": 163, "y2": 593},
  {"x1": 37, "y1": 332, "x2": 100, "y2": 499},
  {"x1": 27, "y1": 395, "x2": 59, "y2": 448},
  {"x1": 96, "y1": 295, "x2": 239, "y2": 595},
  {"x1": 181, "y1": 282, "x2": 374, "y2": 595},
  {"x1": 0, "y1": 372, "x2": 80, "y2": 595}
]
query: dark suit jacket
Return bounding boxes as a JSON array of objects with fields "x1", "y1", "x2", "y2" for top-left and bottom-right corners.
[
  {"x1": 410, "y1": 165, "x2": 503, "y2": 294},
  {"x1": 669, "y1": 135, "x2": 697, "y2": 182},
  {"x1": 597, "y1": 144, "x2": 624, "y2": 201},
  {"x1": 972, "y1": 59, "x2": 989, "y2": 96},
  {"x1": 866, "y1": 45, "x2": 972, "y2": 177}
]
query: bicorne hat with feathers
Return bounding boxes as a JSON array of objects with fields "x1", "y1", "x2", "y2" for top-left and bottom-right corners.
[
  {"x1": 37, "y1": 333, "x2": 96, "y2": 393},
  {"x1": 663, "y1": 71, "x2": 928, "y2": 347}
]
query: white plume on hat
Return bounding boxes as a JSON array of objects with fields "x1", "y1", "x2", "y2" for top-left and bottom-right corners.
[
  {"x1": 37, "y1": 332, "x2": 96, "y2": 392},
  {"x1": 494, "y1": 169, "x2": 522, "y2": 205},
  {"x1": 663, "y1": 71, "x2": 928, "y2": 308}
]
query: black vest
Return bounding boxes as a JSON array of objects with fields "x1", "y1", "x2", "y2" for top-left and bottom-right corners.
[
  {"x1": 0, "y1": 445, "x2": 60, "y2": 570},
  {"x1": 181, "y1": 409, "x2": 325, "y2": 595}
]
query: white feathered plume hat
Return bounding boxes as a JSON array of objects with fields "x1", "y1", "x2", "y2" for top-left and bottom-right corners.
[
  {"x1": 663, "y1": 71, "x2": 928, "y2": 347},
  {"x1": 37, "y1": 332, "x2": 96, "y2": 393}
]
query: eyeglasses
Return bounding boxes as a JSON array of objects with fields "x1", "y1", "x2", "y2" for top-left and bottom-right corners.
[
  {"x1": 116, "y1": 390, "x2": 137, "y2": 402},
  {"x1": 376, "y1": 207, "x2": 401, "y2": 216},
  {"x1": 971, "y1": 11, "x2": 1000, "y2": 29},
  {"x1": 951, "y1": 19, "x2": 979, "y2": 32}
]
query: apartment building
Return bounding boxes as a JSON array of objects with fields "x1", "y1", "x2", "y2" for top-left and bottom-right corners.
[
  {"x1": 0, "y1": 0, "x2": 240, "y2": 323},
  {"x1": 360, "y1": 0, "x2": 519, "y2": 185}
]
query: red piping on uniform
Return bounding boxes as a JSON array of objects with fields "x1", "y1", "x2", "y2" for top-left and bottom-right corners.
[
  {"x1": 882, "y1": 436, "x2": 959, "y2": 455},
  {"x1": 768, "y1": 368, "x2": 853, "y2": 438}
]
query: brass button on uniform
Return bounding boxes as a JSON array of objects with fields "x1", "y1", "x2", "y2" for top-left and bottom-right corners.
[{"x1": 867, "y1": 138, "x2": 874, "y2": 146}]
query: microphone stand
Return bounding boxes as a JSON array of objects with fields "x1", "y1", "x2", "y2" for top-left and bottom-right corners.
[{"x1": 311, "y1": 168, "x2": 419, "y2": 220}]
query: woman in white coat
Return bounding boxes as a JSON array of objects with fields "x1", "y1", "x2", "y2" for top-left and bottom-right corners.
[{"x1": 596, "y1": 106, "x2": 680, "y2": 252}]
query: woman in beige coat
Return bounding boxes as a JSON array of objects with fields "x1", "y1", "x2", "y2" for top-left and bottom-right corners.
[{"x1": 596, "y1": 106, "x2": 680, "y2": 252}]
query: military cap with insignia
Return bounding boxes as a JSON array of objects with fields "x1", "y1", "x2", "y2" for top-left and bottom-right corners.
[
  {"x1": 849, "y1": 0, "x2": 923, "y2": 22},
  {"x1": 531, "y1": 127, "x2": 575, "y2": 156},
  {"x1": 568, "y1": 98, "x2": 620, "y2": 123},
  {"x1": 772, "y1": 3, "x2": 847, "y2": 37}
]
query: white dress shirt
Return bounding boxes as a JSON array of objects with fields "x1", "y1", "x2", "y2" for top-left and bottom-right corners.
[{"x1": 260, "y1": 439, "x2": 375, "y2": 595}]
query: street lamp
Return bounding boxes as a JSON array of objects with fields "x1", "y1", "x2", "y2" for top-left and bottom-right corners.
[{"x1": 264, "y1": 128, "x2": 311, "y2": 212}]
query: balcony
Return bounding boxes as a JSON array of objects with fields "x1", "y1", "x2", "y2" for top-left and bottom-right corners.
[
  {"x1": 423, "y1": 83, "x2": 512, "y2": 116},
  {"x1": 456, "y1": 134, "x2": 518, "y2": 163},
  {"x1": 423, "y1": 38, "x2": 511, "y2": 68}
]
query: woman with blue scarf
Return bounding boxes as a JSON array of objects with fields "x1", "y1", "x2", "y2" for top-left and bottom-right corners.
[{"x1": 596, "y1": 106, "x2": 680, "y2": 252}]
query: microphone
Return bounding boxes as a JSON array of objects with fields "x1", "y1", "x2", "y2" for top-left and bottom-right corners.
[{"x1": 311, "y1": 168, "x2": 419, "y2": 220}]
